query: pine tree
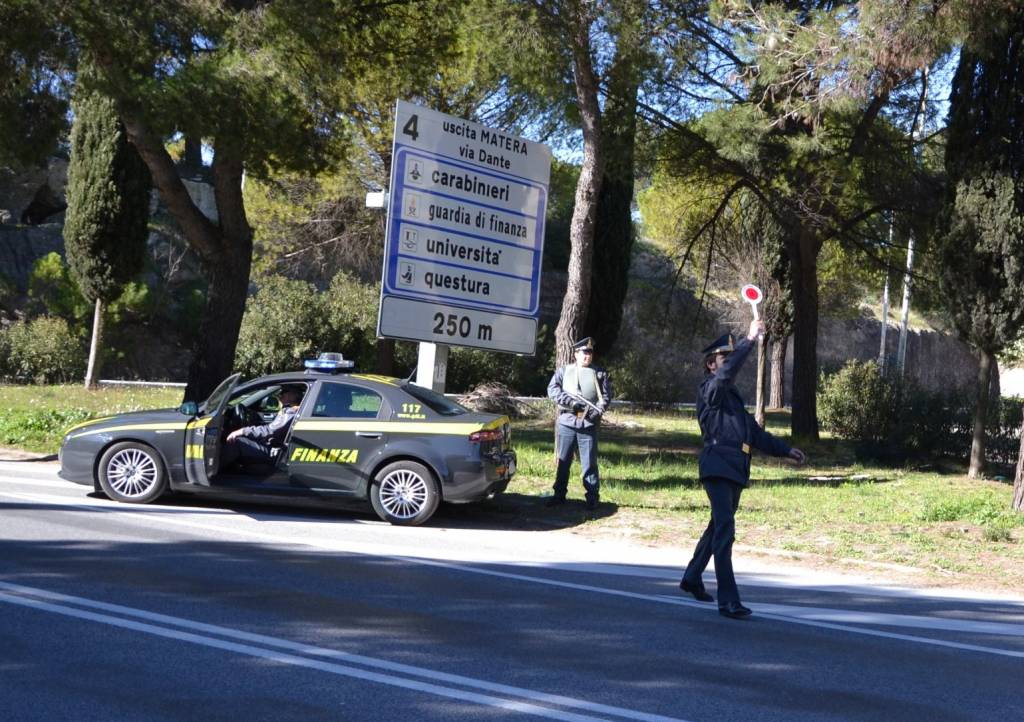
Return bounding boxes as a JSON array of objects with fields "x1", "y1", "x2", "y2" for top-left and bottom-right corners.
[
  {"x1": 64, "y1": 74, "x2": 151, "y2": 388},
  {"x1": 939, "y1": 7, "x2": 1024, "y2": 479}
]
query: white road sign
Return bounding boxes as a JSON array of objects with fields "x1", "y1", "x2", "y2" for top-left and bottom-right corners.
[{"x1": 377, "y1": 100, "x2": 551, "y2": 355}]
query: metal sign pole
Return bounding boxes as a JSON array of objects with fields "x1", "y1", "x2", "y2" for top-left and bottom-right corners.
[{"x1": 415, "y1": 342, "x2": 449, "y2": 392}]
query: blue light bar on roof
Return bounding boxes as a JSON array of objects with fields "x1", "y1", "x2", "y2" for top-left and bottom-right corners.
[{"x1": 304, "y1": 352, "x2": 355, "y2": 371}]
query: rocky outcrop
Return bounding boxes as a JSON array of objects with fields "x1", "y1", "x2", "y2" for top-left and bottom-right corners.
[
  {"x1": 0, "y1": 158, "x2": 68, "y2": 226},
  {"x1": 0, "y1": 224, "x2": 65, "y2": 292}
]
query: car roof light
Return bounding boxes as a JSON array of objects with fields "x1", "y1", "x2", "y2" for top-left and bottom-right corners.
[{"x1": 303, "y1": 352, "x2": 355, "y2": 374}]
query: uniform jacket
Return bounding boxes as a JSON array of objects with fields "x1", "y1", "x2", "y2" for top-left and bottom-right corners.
[
  {"x1": 547, "y1": 364, "x2": 612, "y2": 430},
  {"x1": 697, "y1": 337, "x2": 791, "y2": 486},
  {"x1": 242, "y1": 405, "x2": 299, "y2": 447}
]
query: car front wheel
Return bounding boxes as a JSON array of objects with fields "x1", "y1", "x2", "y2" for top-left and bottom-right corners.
[
  {"x1": 370, "y1": 460, "x2": 439, "y2": 526},
  {"x1": 98, "y1": 442, "x2": 168, "y2": 504}
]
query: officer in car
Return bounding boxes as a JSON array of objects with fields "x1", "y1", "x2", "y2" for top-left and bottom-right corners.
[
  {"x1": 221, "y1": 386, "x2": 304, "y2": 470},
  {"x1": 680, "y1": 320, "x2": 805, "y2": 619},
  {"x1": 546, "y1": 337, "x2": 612, "y2": 510}
]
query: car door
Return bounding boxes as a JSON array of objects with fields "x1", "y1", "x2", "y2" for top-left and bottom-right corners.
[
  {"x1": 184, "y1": 373, "x2": 241, "y2": 485},
  {"x1": 286, "y1": 381, "x2": 387, "y2": 496}
]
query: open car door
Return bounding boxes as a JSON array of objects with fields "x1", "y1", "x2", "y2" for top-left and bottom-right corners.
[{"x1": 184, "y1": 373, "x2": 241, "y2": 486}]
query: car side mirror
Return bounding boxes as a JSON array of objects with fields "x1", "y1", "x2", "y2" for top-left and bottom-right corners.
[{"x1": 179, "y1": 401, "x2": 199, "y2": 417}]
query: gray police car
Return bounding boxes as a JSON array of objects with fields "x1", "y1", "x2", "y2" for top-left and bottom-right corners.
[{"x1": 58, "y1": 355, "x2": 516, "y2": 525}]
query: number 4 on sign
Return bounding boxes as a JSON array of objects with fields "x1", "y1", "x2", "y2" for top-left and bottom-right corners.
[{"x1": 741, "y1": 284, "x2": 763, "y2": 320}]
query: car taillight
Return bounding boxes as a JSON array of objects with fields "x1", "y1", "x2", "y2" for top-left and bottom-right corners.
[{"x1": 469, "y1": 428, "x2": 503, "y2": 443}]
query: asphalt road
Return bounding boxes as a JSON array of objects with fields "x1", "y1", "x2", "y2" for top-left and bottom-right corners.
[{"x1": 1, "y1": 460, "x2": 1022, "y2": 722}]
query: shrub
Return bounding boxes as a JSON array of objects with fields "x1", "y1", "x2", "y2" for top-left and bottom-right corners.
[
  {"x1": 27, "y1": 252, "x2": 89, "y2": 322},
  {"x1": 445, "y1": 324, "x2": 555, "y2": 395},
  {"x1": 818, "y1": 361, "x2": 901, "y2": 457},
  {"x1": 235, "y1": 272, "x2": 385, "y2": 378},
  {"x1": 611, "y1": 346, "x2": 689, "y2": 404},
  {"x1": 234, "y1": 275, "x2": 329, "y2": 377},
  {"x1": 818, "y1": 361, "x2": 967, "y2": 462},
  {"x1": 2, "y1": 316, "x2": 86, "y2": 383},
  {"x1": 323, "y1": 271, "x2": 381, "y2": 373}
]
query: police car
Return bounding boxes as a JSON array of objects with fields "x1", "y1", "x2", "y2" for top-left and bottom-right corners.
[{"x1": 58, "y1": 354, "x2": 516, "y2": 525}]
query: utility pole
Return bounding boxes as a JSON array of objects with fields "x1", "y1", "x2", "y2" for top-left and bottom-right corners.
[
  {"x1": 896, "y1": 66, "x2": 929, "y2": 378},
  {"x1": 879, "y1": 221, "x2": 892, "y2": 372}
]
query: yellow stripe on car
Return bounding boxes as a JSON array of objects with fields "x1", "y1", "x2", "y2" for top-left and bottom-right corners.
[
  {"x1": 351, "y1": 374, "x2": 399, "y2": 386},
  {"x1": 293, "y1": 416, "x2": 508, "y2": 435},
  {"x1": 64, "y1": 416, "x2": 116, "y2": 434},
  {"x1": 69, "y1": 422, "x2": 190, "y2": 439}
]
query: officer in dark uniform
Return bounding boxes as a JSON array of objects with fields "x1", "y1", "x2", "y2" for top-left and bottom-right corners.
[
  {"x1": 546, "y1": 337, "x2": 612, "y2": 509},
  {"x1": 221, "y1": 386, "x2": 305, "y2": 470},
  {"x1": 680, "y1": 319, "x2": 805, "y2": 618}
]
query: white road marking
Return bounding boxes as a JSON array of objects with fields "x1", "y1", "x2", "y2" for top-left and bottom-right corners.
[
  {"x1": 0, "y1": 582, "x2": 688, "y2": 722},
  {"x1": 2, "y1": 489, "x2": 1022, "y2": 658}
]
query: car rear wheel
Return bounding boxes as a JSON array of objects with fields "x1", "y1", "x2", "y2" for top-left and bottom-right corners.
[
  {"x1": 98, "y1": 442, "x2": 167, "y2": 504},
  {"x1": 370, "y1": 460, "x2": 439, "y2": 526}
]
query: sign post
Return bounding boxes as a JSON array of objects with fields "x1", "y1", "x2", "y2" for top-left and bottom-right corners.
[{"x1": 377, "y1": 101, "x2": 552, "y2": 390}]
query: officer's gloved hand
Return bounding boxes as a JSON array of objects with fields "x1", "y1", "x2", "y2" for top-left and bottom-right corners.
[
  {"x1": 585, "y1": 407, "x2": 602, "y2": 422},
  {"x1": 572, "y1": 403, "x2": 585, "y2": 413}
]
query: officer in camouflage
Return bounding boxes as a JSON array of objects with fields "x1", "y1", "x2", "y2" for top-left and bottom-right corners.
[
  {"x1": 680, "y1": 319, "x2": 806, "y2": 619},
  {"x1": 546, "y1": 337, "x2": 612, "y2": 510}
]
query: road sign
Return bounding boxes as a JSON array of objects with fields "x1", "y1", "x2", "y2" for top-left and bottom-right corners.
[{"x1": 377, "y1": 100, "x2": 552, "y2": 355}]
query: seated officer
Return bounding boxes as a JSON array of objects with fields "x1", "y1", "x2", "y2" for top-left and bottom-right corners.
[
  {"x1": 221, "y1": 386, "x2": 304, "y2": 471},
  {"x1": 546, "y1": 336, "x2": 612, "y2": 510}
]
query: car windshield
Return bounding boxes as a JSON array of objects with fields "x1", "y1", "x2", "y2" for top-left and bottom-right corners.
[
  {"x1": 229, "y1": 386, "x2": 280, "y2": 410},
  {"x1": 401, "y1": 383, "x2": 469, "y2": 417},
  {"x1": 199, "y1": 374, "x2": 239, "y2": 415}
]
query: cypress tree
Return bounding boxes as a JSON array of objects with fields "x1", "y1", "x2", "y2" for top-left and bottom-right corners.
[
  {"x1": 64, "y1": 71, "x2": 151, "y2": 388},
  {"x1": 938, "y1": 8, "x2": 1024, "y2": 479}
]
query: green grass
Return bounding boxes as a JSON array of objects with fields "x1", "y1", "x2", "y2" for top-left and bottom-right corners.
[
  {"x1": 2, "y1": 385, "x2": 1021, "y2": 592},
  {"x1": 0, "y1": 384, "x2": 183, "y2": 452},
  {"x1": 512, "y1": 408, "x2": 1024, "y2": 592}
]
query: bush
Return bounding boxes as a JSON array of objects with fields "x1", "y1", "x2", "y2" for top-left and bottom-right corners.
[
  {"x1": 234, "y1": 272, "x2": 383, "y2": 378},
  {"x1": 611, "y1": 346, "x2": 690, "y2": 404},
  {"x1": 234, "y1": 275, "x2": 329, "y2": 377},
  {"x1": 818, "y1": 361, "x2": 966, "y2": 462},
  {"x1": 27, "y1": 252, "x2": 89, "y2": 322},
  {"x1": 445, "y1": 324, "x2": 555, "y2": 395},
  {"x1": 1, "y1": 316, "x2": 86, "y2": 383},
  {"x1": 323, "y1": 271, "x2": 382, "y2": 373}
]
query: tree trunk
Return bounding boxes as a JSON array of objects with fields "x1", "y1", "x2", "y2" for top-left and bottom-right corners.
[
  {"x1": 755, "y1": 335, "x2": 767, "y2": 426},
  {"x1": 789, "y1": 229, "x2": 820, "y2": 440},
  {"x1": 184, "y1": 242, "x2": 252, "y2": 401},
  {"x1": 84, "y1": 297, "x2": 104, "y2": 390},
  {"x1": 1013, "y1": 410, "x2": 1024, "y2": 511},
  {"x1": 969, "y1": 349, "x2": 995, "y2": 479},
  {"x1": 554, "y1": 11, "x2": 603, "y2": 367},
  {"x1": 770, "y1": 335, "x2": 787, "y2": 408},
  {"x1": 182, "y1": 151, "x2": 253, "y2": 401},
  {"x1": 585, "y1": 19, "x2": 641, "y2": 355},
  {"x1": 375, "y1": 338, "x2": 396, "y2": 376}
]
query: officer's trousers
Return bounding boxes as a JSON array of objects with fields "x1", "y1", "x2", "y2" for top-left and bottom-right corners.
[
  {"x1": 220, "y1": 437, "x2": 276, "y2": 470},
  {"x1": 683, "y1": 476, "x2": 744, "y2": 606},
  {"x1": 553, "y1": 423, "x2": 599, "y2": 503}
]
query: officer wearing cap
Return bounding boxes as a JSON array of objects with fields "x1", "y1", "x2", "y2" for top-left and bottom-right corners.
[
  {"x1": 680, "y1": 319, "x2": 805, "y2": 619},
  {"x1": 546, "y1": 337, "x2": 612, "y2": 509}
]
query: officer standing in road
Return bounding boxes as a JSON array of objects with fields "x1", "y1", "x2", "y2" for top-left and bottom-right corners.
[
  {"x1": 546, "y1": 337, "x2": 612, "y2": 510},
  {"x1": 680, "y1": 320, "x2": 805, "y2": 619}
]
